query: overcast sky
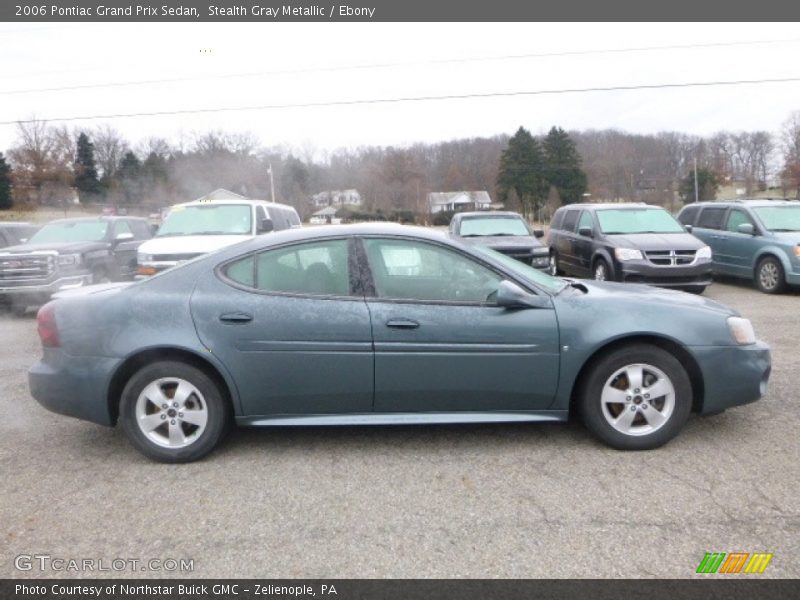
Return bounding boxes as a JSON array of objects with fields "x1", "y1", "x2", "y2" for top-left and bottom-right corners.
[{"x1": 2, "y1": 22, "x2": 799, "y2": 156}]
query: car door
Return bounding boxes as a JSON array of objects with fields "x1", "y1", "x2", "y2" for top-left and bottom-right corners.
[
  {"x1": 572, "y1": 210, "x2": 595, "y2": 276},
  {"x1": 190, "y1": 237, "x2": 374, "y2": 416},
  {"x1": 693, "y1": 207, "x2": 728, "y2": 273},
  {"x1": 557, "y1": 209, "x2": 580, "y2": 274},
  {"x1": 722, "y1": 208, "x2": 760, "y2": 276},
  {"x1": 360, "y1": 236, "x2": 560, "y2": 413}
]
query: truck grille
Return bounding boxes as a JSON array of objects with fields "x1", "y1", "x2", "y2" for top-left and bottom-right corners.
[
  {"x1": 644, "y1": 250, "x2": 696, "y2": 266},
  {"x1": 0, "y1": 253, "x2": 56, "y2": 281}
]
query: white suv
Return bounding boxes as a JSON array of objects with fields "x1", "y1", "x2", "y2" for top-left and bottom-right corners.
[{"x1": 137, "y1": 199, "x2": 300, "y2": 277}]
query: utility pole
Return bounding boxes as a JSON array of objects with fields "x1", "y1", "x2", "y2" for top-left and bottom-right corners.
[
  {"x1": 268, "y1": 162, "x2": 276, "y2": 203},
  {"x1": 693, "y1": 157, "x2": 699, "y2": 203}
]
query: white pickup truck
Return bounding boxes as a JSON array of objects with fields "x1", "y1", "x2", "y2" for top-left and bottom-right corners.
[{"x1": 137, "y1": 198, "x2": 301, "y2": 277}]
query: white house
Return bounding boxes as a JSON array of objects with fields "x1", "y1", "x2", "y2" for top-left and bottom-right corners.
[
  {"x1": 311, "y1": 189, "x2": 362, "y2": 208},
  {"x1": 309, "y1": 206, "x2": 341, "y2": 225},
  {"x1": 427, "y1": 191, "x2": 492, "y2": 214},
  {"x1": 194, "y1": 188, "x2": 248, "y2": 202}
]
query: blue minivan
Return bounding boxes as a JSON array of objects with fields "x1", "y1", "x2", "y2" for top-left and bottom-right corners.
[{"x1": 677, "y1": 200, "x2": 800, "y2": 293}]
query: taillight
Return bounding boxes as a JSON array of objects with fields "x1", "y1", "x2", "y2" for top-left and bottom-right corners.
[{"x1": 36, "y1": 302, "x2": 60, "y2": 348}]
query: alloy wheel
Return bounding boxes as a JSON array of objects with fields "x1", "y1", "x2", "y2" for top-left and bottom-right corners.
[
  {"x1": 759, "y1": 262, "x2": 779, "y2": 291},
  {"x1": 135, "y1": 377, "x2": 208, "y2": 448},
  {"x1": 594, "y1": 262, "x2": 607, "y2": 281},
  {"x1": 600, "y1": 363, "x2": 675, "y2": 436}
]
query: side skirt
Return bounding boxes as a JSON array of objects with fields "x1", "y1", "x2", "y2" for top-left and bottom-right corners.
[{"x1": 236, "y1": 411, "x2": 568, "y2": 427}]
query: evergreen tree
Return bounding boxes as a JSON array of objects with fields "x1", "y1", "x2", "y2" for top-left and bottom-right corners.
[
  {"x1": 679, "y1": 168, "x2": 719, "y2": 202},
  {"x1": 543, "y1": 126, "x2": 588, "y2": 205},
  {"x1": 0, "y1": 152, "x2": 12, "y2": 210},
  {"x1": 117, "y1": 151, "x2": 143, "y2": 204},
  {"x1": 74, "y1": 132, "x2": 102, "y2": 201},
  {"x1": 496, "y1": 127, "x2": 548, "y2": 219}
]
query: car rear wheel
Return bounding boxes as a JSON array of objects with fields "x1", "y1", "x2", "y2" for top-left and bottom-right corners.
[
  {"x1": 119, "y1": 361, "x2": 231, "y2": 462},
  {"x1": 578, "y1": 344, "x2": 692, "y2": 450},
  {"x1": 593, "y1": 259, "x2": 610, "y2": 282},
  {"x1": 755, "y1": 257, "x2": 786, "y2": 294}
]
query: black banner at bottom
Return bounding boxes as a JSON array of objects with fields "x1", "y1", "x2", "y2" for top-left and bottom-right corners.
[{"x1": 2, "y1": 579, "x2": 798, "y2": 600}]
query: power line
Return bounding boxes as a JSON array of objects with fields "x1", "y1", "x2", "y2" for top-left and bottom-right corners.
[
  {"x1": 3, "y1": 36, "x2": 800, "y2": 96},
  {"x1": 3, "y1": 76, "x2": 800, "y2": 127}
]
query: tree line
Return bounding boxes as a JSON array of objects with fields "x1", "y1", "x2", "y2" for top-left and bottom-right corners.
[{"x1": 1, "y1": 111, "x2": 799, "y2": 216}]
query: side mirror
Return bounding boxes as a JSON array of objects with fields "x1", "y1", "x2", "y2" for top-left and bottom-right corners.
[
  {"x1": 532, "y1": 228, "x2": 545, "y2": 238},
  {"x1": 495, "y1": 280, "x2": 551, "y2": 309},
  {"x1": 578, "y1": 226, "x2": 593, "y2": 238},
  {"x1": 258, "y1": 218, "x2": 274, "y2": 233},
  {"x1": 684, "y1": 224, "x2": 693, "y2": 233},
  {"x1": 114, "y1": 232, "x2": 134, "y2": 243},
  {"x1": 737, "y1": 223, "x2": 755, "y2": 236}
]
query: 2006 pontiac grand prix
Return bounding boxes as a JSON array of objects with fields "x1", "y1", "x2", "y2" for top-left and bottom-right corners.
[{"x1": 29, "y1": 223, "x2": 771, "y2": 462}]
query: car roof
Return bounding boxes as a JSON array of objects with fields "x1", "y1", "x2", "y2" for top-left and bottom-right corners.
[
  {"x1": 455, "y1": 211, "x2": 524, "y2": 218},
  {"x1": 560, "y1": 202, "x2": 652, "y2": 211},
  {"x1": 684, "y1": 199, "x2": 798, "y2": 208},
  {"x1": 44, "y1": 216, "x2": 147, "y2": 225},
  {"x1": 174, "y1": 199, "x2": 298, "y2": 212},
  {"x1": 0, "y1": 222, "x2": 34, "y2": 227}
]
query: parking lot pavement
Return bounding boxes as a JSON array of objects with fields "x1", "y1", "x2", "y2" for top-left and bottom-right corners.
[{"x1": 1, "y1": 279, "x2": 798, "y2": 579}]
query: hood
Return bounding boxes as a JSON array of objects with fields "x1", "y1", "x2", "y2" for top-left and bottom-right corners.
[
  {"x1": 458, "y1": 235, "x2": 545, "y2": 249},
  {"x1": 0, "y1": 240, "x2": 108, "y2": 255},
  {"x1": 52, "y1": 281, "x2": 133, "y2": 300},
  {"x1": 574, "y1": 279, "x2": 736, "y2": 315},
  {"x1": 769, "y1": 231, "x2": 800, "y2": 245},
  {"x1": 605, "y1": 232, "x2": 706, "y2": 250},
  {"x1": 138, "y1": 234, "x2": 251, "y2": 255}
]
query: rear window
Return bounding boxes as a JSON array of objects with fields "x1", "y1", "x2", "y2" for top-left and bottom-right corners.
[
  {"x1": 696, "y1": 207, "x2": 727, "y2": 230},
  {"x1": 678, "y1": 205, "x2": 700, "y2": 226},
  {"x1": 561, "y1": 210, "x2": 580, "y2": 233},
  {"x1": 550, "y1": 210, "x2": 565, "y2": 231}
]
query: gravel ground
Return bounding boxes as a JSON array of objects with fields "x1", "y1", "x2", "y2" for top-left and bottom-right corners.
[{"x1": 1, "y1": 279, "x2": 798, "y2": 579}]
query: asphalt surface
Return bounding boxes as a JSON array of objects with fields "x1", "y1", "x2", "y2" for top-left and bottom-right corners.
[{"x1": 1, "y1": 278, "x2": 798, "y2": 579}]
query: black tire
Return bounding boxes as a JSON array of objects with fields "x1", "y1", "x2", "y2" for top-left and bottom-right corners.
[
  {"x1": 578, "y1": 344, "x2": 692, "y2": 450},
  {"x1": 91, "y1": 267, "x2": 111, "y2": 284},
  {"x1": 681, "y1": 286, "x2": 706, "y2": 295},
  {"x1": 549, "y1": 252, "x2": 562, "y2": 276},
  {"x1": 755, "y1": 256, "x2": 786, "y2": 294},
  {"x1": 119, "y1": 361, "x2": 231, "y2": 462},
  {"x1": 593, "y1": 258, "x2": 611, "y2": 282}
]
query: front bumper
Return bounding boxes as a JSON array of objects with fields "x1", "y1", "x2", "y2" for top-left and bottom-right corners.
[
  {"x1": 617, "y1": 260, "x2": 713, "y2": 288},
  {"x1": 689, "y1": 341, "x2": 771, "y2": 414},
  {"x1": 496, "y1": 250, "x2": 550, "y2": 270},
  {"x1": 0, "y1": 273, "x2": 93, "y2": 303},
  {"x1": 29, "y1": 349, "x2": 120, "y2": 426}
]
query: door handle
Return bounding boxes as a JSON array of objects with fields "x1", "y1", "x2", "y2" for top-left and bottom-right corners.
[
  {"x1": 219, "y1": 312, "x2": 253, "y2": 323},
  {"x1": 386, "y1": 319, "x2": 420, "y2": 329}
]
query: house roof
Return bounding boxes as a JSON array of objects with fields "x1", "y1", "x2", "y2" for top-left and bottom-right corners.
[
  {"x1": 428, "y1": 191, "x2": 492, "y2": 206},
  {"x1": 195, "y1": 188, "x2": 247, "y2": 202},
  {"x1": 312, "y1": 206, "x2": 338, "y2": 216}
]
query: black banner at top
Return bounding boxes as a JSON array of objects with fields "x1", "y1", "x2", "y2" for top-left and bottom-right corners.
[{"x1": 2, "y1": 0, "x2": 800, "y2": 22}]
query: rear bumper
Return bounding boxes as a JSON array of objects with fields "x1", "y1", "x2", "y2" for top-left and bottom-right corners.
[
  {"x1": 618, "y1": 261, "x2": 713, "y2": 288},
  {"x1": 28, "y1": 350, "x2": 120, "y2": 426},
  {"x1": 689, "y1": 341, "x2": 771, "y2": 414}
]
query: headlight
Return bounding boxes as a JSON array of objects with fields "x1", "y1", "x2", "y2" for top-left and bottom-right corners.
[
  {"x1": 614, "y1": 248, "x2": 643, "y2": 261},
  {"x1": 56, "y1": 254, "x2": 81, "y2": 266},
  {"x1": 138, "y1": 253, "x2": 153, "y2": 263},
  {"x1": 696, "y1": 245, "x2": 712, "y2": 260},
  {"x1": 794, "y1": 245, "x2": 800, "y2": 258},
  {"x1": 728, "y1": 317, "x2": 756, "y2": 345}
]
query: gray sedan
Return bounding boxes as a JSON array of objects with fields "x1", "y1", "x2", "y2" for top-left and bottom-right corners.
[{"x1": 29, "y1": 223, "x2": 771, "y2": 462}]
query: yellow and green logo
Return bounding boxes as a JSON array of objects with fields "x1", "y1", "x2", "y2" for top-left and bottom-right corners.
[{"x1": 696, "y1": 552, "x2": 773, "y2": 574}]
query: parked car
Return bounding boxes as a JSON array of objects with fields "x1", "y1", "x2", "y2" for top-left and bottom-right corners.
[
  {"x1": 30, "y1": 223, "x2": 770, "y2": 462},
  {"x1": 0, "y1": 216, "x2": 151, "y2": 314},
  {"x1": 448, "y1": 211, "x2": 549, "y2": 269},
  {"x1": 136, "y1": 199, "x2": 301, "y2": 277},
  {"x1": 0, "y1": 222, "x2": 39, "y2": 248},
  {"x1": 677, "y1": 199, "x2": 800, "y2": 294},
  {"x1": 547, "y1": 203, "x2": 713, "y2": 293}
]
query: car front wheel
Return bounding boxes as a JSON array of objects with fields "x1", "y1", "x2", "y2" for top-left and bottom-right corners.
[
  {"x1": 549, "y1": 252, "x2": 562, "y2": 276},
  {"x1": 119, "y1": 361, "x2": 231, "y2": 462},
  {"x1": 578, "y1": 344, "x2": 692, "y2": 450},
  {"x1": 755, "y1": 256, "x2": 786, "y2": 294},
  {"x1": 593, "y1": 259, "x2": 610, "y2": 281}
]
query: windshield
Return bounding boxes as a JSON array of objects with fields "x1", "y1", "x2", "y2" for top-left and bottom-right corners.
[
  {"x1": 157, "y1": 204, "x2": 252, "y2": 237},
  {"x1": 474, "y1": 245, "x2": 563, "y2": 292},
  {"x1": 753, "y1": 206, "x2": 800, "y2": 232},
  {"x1": 27, "y1": 221, "x2": 108, "y2": 244},
  {"x1": 597, "y1": 208, "x2": 685, "y2": 234},
  {"x1": 459, "y1": 216, "x2": 531, "y2": 237}
]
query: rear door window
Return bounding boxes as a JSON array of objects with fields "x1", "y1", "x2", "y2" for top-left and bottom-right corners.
[
  {"x1": 550, "y1": 210, "x2": 565, "y2": 231},
  {"x1": 561, "y1": 210, "x2": 580, "y2": 233},
  {"x1": 696, "y1": 207, "x2": 727, "y2": 230},
  {"x1": 678, "y1": 205, "x2": 700, "y2": 226}
]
